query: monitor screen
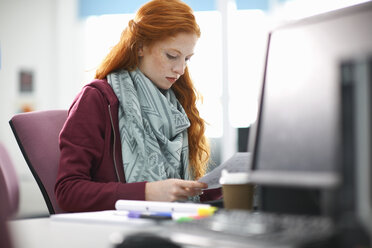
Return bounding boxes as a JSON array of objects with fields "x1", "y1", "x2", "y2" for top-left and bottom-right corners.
[
  {"x1": 249, "y1": 1, "x2": 372, "y2": 188},
  {"x1": 247, "y1": 1, "x2": 372, "y2": 216}
]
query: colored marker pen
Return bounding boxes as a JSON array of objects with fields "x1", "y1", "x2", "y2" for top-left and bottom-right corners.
[{"x1": 128, "y1": 211, "x2": 172, "y2": 220}]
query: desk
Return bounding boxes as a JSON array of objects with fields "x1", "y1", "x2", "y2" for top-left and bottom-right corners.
[
  {"x1": 9, "y1": 217, "x2": 161, "y2": 248},
  {"x1": 8, "y1": 216, "x2": 251, "y2": 248}
]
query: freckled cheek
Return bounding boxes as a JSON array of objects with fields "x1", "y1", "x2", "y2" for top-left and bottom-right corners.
[{"x1": 154, "y1": 55, "x2": 170, "y2": 73}]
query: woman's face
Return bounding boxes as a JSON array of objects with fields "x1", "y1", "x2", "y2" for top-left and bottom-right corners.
[{"x1": 138, "y1": 32, "x2": 198, "y2": 90}]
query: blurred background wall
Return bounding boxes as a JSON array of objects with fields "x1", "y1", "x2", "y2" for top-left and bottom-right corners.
[{"x1": 0, "y1": 0, "x2": 84, "y2": 217}]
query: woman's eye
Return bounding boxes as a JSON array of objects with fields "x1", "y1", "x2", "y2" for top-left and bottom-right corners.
[{"x1": 166, "y1": 53, "x2": 177, "y2": 60}]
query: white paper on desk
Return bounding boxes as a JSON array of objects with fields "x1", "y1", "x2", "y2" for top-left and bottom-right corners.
[
  {"x1": 50, "y1": 210, "x2": 152, "y2": 225},
  {"x1": 198, "y1": 152, "x2": 251, "y2": 189}
]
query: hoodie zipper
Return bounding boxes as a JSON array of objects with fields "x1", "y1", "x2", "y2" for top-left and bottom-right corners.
[{"x1": 108, "y1": 104, "x2": 121, "y2": 182}]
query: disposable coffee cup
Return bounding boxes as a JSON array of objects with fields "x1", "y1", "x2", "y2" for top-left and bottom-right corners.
[{"x1": 219, "y1": 170, "x2": 254, "y2": 210}]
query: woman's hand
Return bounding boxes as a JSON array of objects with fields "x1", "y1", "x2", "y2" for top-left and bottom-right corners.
[{"x1": 145, "y1": 179, "x2": 208, "y2": 202}]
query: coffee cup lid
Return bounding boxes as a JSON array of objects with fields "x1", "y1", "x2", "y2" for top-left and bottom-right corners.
[{"x1": 219, "y1": 169, "x2": 251, "y2": 184}]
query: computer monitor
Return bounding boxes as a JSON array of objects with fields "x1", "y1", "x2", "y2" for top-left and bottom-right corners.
[
  {"x1": 340, "y1": 56, "x2": 372, "y2": 240},
  {"x1": 248, "y1": 0, "x2": 372, "y2": 218}
]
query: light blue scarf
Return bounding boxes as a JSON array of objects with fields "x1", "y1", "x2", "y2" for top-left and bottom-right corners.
[{"x1": 107, "y1": 68, "x2": 194, "y2": 184}]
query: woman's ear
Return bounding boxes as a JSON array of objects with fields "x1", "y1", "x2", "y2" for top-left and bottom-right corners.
[{"x1": 138, "y1": 43, "x2": 144, "y2": 57}]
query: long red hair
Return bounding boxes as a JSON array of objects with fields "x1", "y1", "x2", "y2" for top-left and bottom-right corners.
[{"x1": 95, "y1": 0, "x2": 210, "y2": 179}]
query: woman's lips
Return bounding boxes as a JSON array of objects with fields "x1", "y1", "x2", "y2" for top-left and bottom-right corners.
[{"x1": 166, "y1": 77, "x2": 177, "y2": 83}]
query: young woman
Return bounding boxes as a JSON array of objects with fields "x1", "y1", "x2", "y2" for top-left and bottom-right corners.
[{"x1": 55, "y1": 0, "x2": 221, "y2": 212}]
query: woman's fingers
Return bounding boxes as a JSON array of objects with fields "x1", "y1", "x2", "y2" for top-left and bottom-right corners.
[
  {"x1": 174, "y1": 181, "x2": 207, "y2": 198},
  {"x1": 178, "y1": 180, "x2": 208, "y2": 189},
  {"x1": 145, "y1": 179, "x2": 208, "y2": 202}
]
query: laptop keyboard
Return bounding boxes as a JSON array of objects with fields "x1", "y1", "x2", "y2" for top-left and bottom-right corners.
[{"x1": 168, "y1": 209, "x2": 335, "y2": 247}]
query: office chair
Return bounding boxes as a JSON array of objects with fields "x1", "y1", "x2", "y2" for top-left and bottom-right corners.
[
  {"x1": 0, "y1": 142, "x2": 19, "y2": 218},
  {"x1": 0, "y1": 170, "x2": 14, "y2": 248},
  {"x1": 9, "y1": 110, "x2": 68, "y2": 214}
]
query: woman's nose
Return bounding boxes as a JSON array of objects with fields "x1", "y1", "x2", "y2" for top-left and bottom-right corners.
[{"x1": 173, "y1": 61, "x2": 186, "y2": 75}]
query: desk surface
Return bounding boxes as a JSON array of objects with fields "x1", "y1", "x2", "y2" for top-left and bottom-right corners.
[
  {"x1": 8, "y1": 215, "x2": 252, "y2": 248},
  {"x1": 9, "y1": 217, "x2": 161, "y2": 248}
]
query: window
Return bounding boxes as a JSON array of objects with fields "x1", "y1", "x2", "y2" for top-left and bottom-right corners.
[{"x1": 81, "y1": 5, "x2": 269, "y2": 139}]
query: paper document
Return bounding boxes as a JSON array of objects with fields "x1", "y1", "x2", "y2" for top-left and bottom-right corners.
[
  {"x1": 51, "y1": 210, "x2": 152, "y2": 225},
  {"x1": 198, "y1": 152, "x2": 251, "y2": 189}
]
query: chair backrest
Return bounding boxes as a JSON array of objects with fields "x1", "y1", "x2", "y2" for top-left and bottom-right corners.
[
  {"x1": 0, "y1": 171, "x2": 13, "y2": 248},
  {"x1": 9, "y1": 110, "x2": 68, "y2": 214},
  {"x1": 0, "y1": 142, "x2": 20, "y2": 218}
]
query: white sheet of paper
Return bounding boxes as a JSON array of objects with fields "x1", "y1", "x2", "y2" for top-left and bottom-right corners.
[
  {"x1": 50, "y1": 210, "x2": 152, "y2": 225},
  {"x1": 198, "y1": 152, "x2": 251, "y2": 189}
]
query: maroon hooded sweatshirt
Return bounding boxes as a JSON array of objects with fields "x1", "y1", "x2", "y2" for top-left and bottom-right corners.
[{"x1": 55, "y1": 79, "x2": 221, "y2": 212}]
